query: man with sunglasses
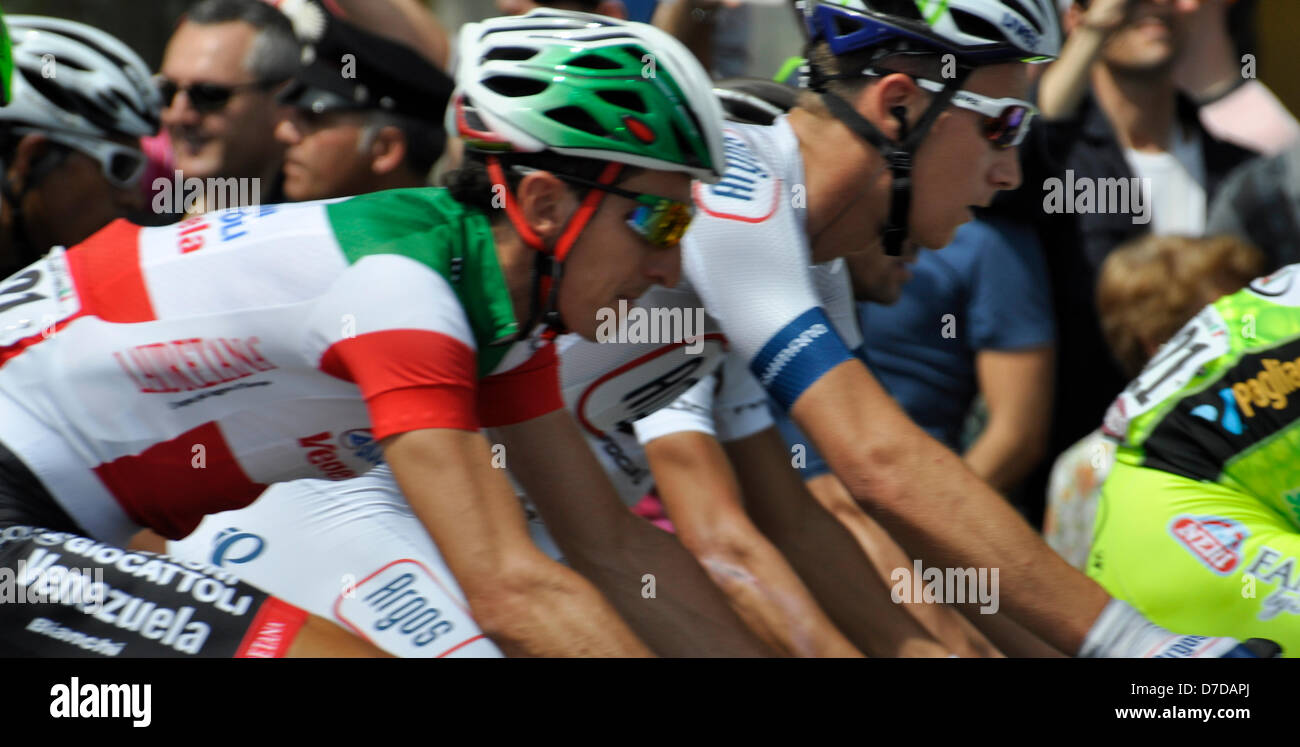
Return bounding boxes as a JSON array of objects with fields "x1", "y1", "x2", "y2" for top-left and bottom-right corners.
[
  {"x1": 0, "y1": 16, "x2": 159, "y2": 279},
  {"x1": 270, "y1": 0, "x2": 452, "y2": 203},
  {"x1": 0, "y1": 11, "x2": 780, "y2": 658},
  {"x1": 157, "y1": 0, "x2": 298, "y2": 212}
]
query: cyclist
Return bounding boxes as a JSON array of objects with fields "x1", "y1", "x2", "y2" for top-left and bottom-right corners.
[
  {"x1": 1091, "y1": 263, "x2": 1300, "y2": 655},
  {"x1": 0, "y1": 16, "x2": 160, "y2": 279},
  {"x1": 0, "y1": 10, "x2": 765, "y2": 657},
  {"x1": 671, "y1": 0, "x2": 1272, "y2": 657}
]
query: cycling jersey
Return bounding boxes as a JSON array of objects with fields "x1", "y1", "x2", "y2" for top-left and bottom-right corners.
[
  {"x1": 681, "y1": 116, "x2": 858, "y2": 411},
  {"x1": 1090, "y1": 264, "x2": 1300, "y2": 654},
  {"x1": 168, "y1": 310, "x2": 773, "y2": 656},
  {"x1": 0, "y1": 189, "x2": 560, "y2": 546}
]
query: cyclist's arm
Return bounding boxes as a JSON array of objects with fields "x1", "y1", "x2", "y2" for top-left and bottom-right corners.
[
  {"x1": 492, "y1": 409, "x2": 775, "y2": 657},
  {"x1": 643, "y1": 429, "x2": 863, "y2": 657},
  {"x1": 384, "y1": 426, "x2": 653, "y2": 657},
  {"x1": 790, "y1": 359, "x2": 1100, "y2": 655},
  {"x1": 962, "y1": 346, "x2": 1054, "y2": 493},
  {"x1": 723, "y1": 426, "x2": 956, "y2": 657},
  {"x1": 799, "y1": 472, "x2": 1007, "y2": 658}
]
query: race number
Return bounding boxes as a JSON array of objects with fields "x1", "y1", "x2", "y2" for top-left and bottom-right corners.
[{"x1": 0, "y1": 248, "x2": 80, "y2": 346}]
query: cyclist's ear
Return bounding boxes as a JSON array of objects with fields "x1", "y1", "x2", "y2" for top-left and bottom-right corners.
[
  {"x1": 859, "y1": 73, "x2": 924, "y2": 141},
  {"x1": 514, "y1": 169, "x2": 576, "y2": 243},
  {"x1": 7, "y1": 133, "x2": 56, "y2": 194}
]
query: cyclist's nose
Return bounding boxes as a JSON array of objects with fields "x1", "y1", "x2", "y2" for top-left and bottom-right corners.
[
  {"x1": 991, "y1": 145, "x2": 1022, "y2": 192},
  {"x1": 646, "y1": 244, "x2": 682, "y2": 288}
]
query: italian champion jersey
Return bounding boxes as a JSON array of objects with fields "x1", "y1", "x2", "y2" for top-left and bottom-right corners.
[{"x1": 0, "y1": 188, "x2": 561, "y2": 543}]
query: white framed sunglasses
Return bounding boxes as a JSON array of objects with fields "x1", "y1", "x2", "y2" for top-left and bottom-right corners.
[
  {"x1": 17, "y1": 127, "x2": 148, "y2": 189},
  {"x1": 862, "y1": 68, "x2": 1040, "y2": 150}
]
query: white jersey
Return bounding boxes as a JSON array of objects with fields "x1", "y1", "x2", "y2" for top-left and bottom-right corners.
[{"x1": 683, "y1": 116, "x2": 859, "y2": 410}]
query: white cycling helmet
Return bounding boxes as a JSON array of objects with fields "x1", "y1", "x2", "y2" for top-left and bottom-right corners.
[
  {"x1": 801, "y1": 0, "x2": 1061, "y2": 64},
  {"x1": 448, "y1": 9, "x2": 726, "y2": 184},
  {"x1": 1, "y1": 15, "x2": 161, "y2": 140}
]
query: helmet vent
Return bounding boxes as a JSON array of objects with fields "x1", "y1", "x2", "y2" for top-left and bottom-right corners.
[
  {"x1": 949, "y1": 9, "x2": 1003, "y2": 44},
  {"x1": 546, "y1": 106, "x2": 606, "y2": 136},
  {"x1": 831, "y1": 15, "x2": 866, "y2": 38},
  {"x1": 566, "y1": 54, "x2": 622, "y2": 70},
  {"x1": 596, "y1": 89, "x2": 647, "y2": 113},
  {"x1": 26, "y1": 71, "x2": 113, "y2": 132},
  {"x1": 483, "y1": 46, "x2": 538, "y2": 62},
  {"x1": 482, "y1": 75, "x2": 549, "y2": 97}
]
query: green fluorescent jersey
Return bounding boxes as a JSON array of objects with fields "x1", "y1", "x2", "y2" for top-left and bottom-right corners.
[
  {"x1": 1090, "y1": 265, "x2": 1300, "y2": 652},
  {"x1": 1100, "y1": 264, "x2": 1300, "y2": 526}
]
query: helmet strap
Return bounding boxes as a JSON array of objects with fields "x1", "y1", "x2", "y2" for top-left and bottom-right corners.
[
  {"x1": 818, "y1": 65, "x2": 971, "y2": 256},
  {"x1": 486, "y1": 156, "x2": 621, "y2": 342}
]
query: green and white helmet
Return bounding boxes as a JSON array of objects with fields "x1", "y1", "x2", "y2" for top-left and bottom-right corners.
[{"x1": 449, "y1": 9, "x2": 726, "y2": 183}]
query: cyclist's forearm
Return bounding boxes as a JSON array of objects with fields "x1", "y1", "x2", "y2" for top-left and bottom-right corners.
[
  {"x1": 793, "y1": 362, "x2": 1110, "y2": 654},
  {"x1": 726, "y1": 432, "x2": 951, "y2": 657},
  {"x1": 802, "y1": 473, "x2": 1003, "y2": 658},
  {"x1": 465, "y1": 562, "x2": 655, "y2": 658},
  {"x1": 563, "y1": 514, "x2": 777, "y2": 657},
  {"x1": 685, "y1": 534, "x2": 864, "y2": 657}
]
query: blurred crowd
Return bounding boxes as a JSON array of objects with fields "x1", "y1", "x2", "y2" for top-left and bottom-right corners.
[{"x1": 1, "y1": 0, "x2": 1296, "y2": 572}]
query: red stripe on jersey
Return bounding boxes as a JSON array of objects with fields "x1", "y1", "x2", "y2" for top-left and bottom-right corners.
[
  {"x1": 319, "y1": 329, "x2": 479, "y2": 440},
  {"x1": 65, "y1": 219, "x2": 156, "y2": 322},
  {"x1": 94, "y1": 422, "x2": 266, "y2": 540},
  {"x1": 478, "y1": 343, "x2": 562, "y2": 427},
  {"x1": 1, "y1": 220, "x2": 155, "y2": 369},
  {"x1": 234, "y1": 597, "x2": 309, "y2": 658}
]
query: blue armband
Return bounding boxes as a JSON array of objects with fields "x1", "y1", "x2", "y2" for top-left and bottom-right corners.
[{"x1": 750, "y1": 307, "x2": 854, "y2": 411}]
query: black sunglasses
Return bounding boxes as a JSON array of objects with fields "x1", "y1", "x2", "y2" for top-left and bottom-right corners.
[{"x1": 156, "y1": 76, "x2": 280, "y2": 114}]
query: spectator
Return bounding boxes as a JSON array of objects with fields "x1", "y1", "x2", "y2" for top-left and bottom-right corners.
[
  {"x1": 157, "y1": 0, "x2": 298, "y2": 211},
  {"x1": 271, "y1": 1, "x2": 453, "y2": 202},
  {"x1": 856, "y1": 215, "x2": 1056, "y2": 495},
  {"x1": 653, "y1": 0, "x2": 750, "y2": 79},
  {"x1": 1009, "y1": 0, "x2": 1257, "y2": 518},
  {"x1": 1045, "y1": 233, "x2": 1266, "y2": 569},
  {"x1": 0, "y1": 16, "x2": 160, "y2": 277},
  {"x1": 1206, "y1": 139, "x2": 1300, "y2": 270},
  {"x1": 1172, "y1": 0, "x2": 1298, "y2": 157}
]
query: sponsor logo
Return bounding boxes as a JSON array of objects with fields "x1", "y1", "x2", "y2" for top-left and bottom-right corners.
[
  {"x1": 298, "y1": 431, "x2": 359, "y2": 480},
  {"x1": 211, "y1": 528, "x2": 265, "y2": 568},
  {"x1": 113, "y1": 336, "x2": 276, "y2": 394},
  {"x1": 339, "y1": 428, "x2": 384, "y2": 468},
  {"x1": 334, "y1": 560, "x2": 482, "y2": 657},
  {"x1": 172, "y1": 203, "x2": 278, "y2": 253},
  {"x1": 1244, "y1": 545, "x2": 1300, "y2": 621},
  {"x1": 49, "y1": 676, "x2": 151, "y2": 727},
  {"x1": 572, "y1": 335, "x2": 725, "y2": 437},
  {"x1": 759, "y1": 323, "x2": 828, "y2": 388},
  {"x1": 999, "y1": 12, "x2": 1040, "y2": 50},
  {"x1": 693, "y1": 130, "x2": 779, "y2": 223},
  {"x1": 1169, "y1": 515, "x2": 1249, "y2": 575},
  {"x1": 1226, "y1": 355, "x2": 1300, "y2": 419}
]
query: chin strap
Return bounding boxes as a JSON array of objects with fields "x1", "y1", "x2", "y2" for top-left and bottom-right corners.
[
  {"x1": 810, "y1": 59, "x2": 972, "y2": 256},
  {"x1": 486, "y1": 156, "x2": 620, "y2": 343}
]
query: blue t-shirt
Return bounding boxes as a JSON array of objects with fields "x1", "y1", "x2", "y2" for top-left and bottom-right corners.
[{"x1": 774, "y1": 216, "x2": 1055, "y2": 477}]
